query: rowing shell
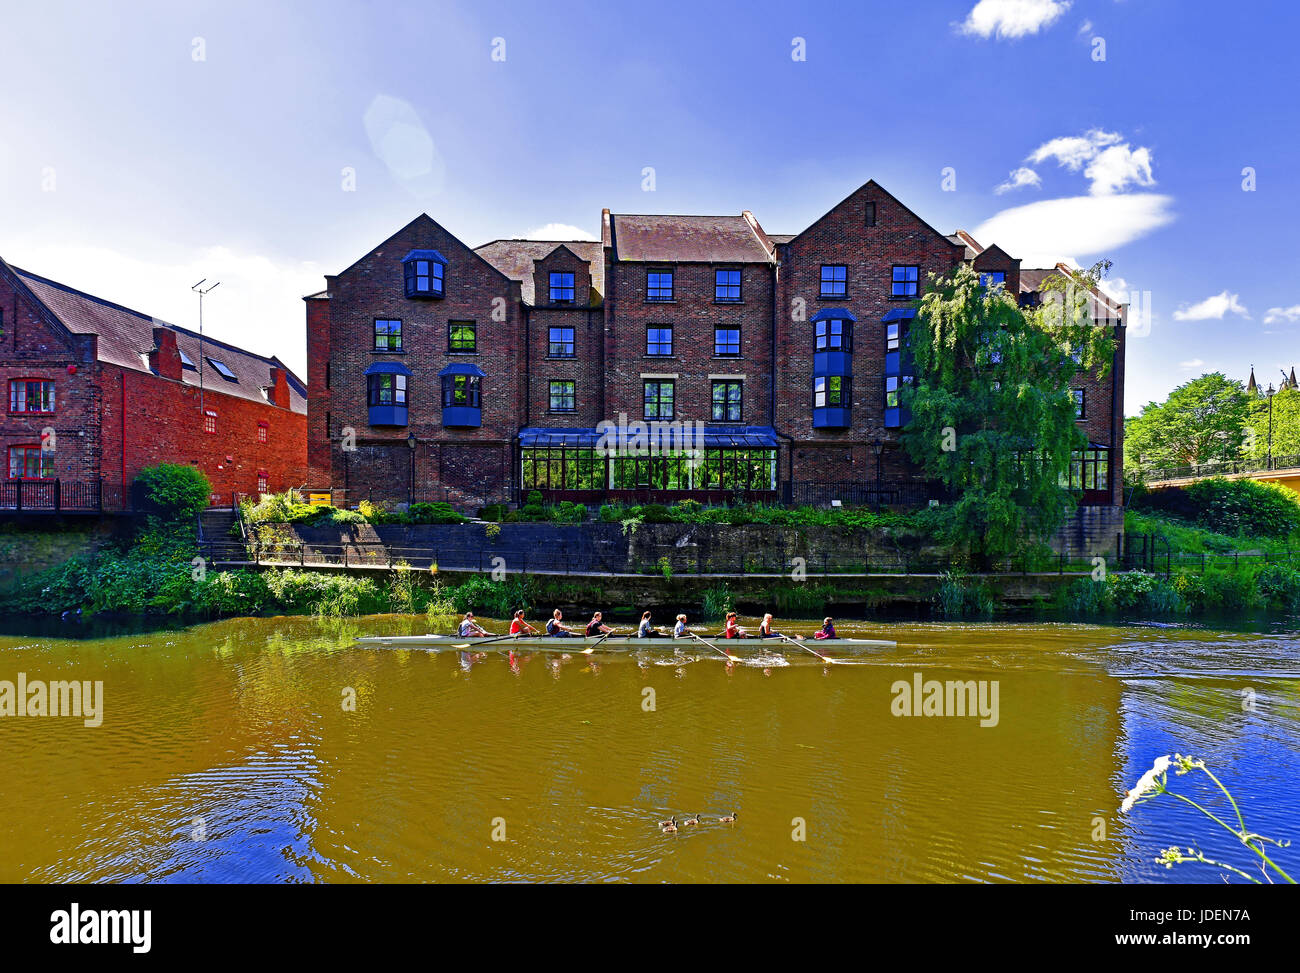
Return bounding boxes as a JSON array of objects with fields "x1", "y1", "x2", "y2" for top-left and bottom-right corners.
[{"x1": 353, "y1": 634, "x2": 896, "y2": 650}]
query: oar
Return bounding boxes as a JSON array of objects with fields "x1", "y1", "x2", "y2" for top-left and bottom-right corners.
[
  {"x1": 690, "y1": 629, "x2": 741, "y2": 663},
  {"x1": 583, "y1": 629, "x2": 617, "y2": 655},
  {"x1": 452, "y1": 632, "x2": 518, "y2": 650},
  {"x1": 775, "y1": 631, "x2": 837, "y2": 664}
]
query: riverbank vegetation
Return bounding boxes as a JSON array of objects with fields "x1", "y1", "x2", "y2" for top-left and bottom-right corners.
[{"x1": 242, "y1": 491, "x2": 467, "y2": 527}]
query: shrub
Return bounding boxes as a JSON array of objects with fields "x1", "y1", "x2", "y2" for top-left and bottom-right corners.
[
  {"x1": 935, "y1": 572, "x2": 994, "y2": 618},
  {"x1": 408, "y1": 501, "x2": 467, "y2": 524},
  {"x1": 478, "y1": 504, "x2": 508, "y2": 522},
  {"x1": 1257, "y1": 564, "x2": 1300, "y2": 611},
  {"x1": 194, "y1": 570, "x2": 271, "y2": 615},
  {"x1": 700, "y1": 584, "x2": 734, "y2": 621},
  {"x1": 135, "y1": 464, "x2": 211, "y2": 521},
  {"x1": 1137, "y1": 478, "x2": 1300, "y2": 540}
]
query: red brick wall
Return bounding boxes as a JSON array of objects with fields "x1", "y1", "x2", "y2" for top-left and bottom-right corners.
[
  {"x1": 100, "y1": 365, "x2": 307, "y2": 503},
  {"x1": 775, "y1": 181, "x2": 966, "y2": 484},
  {"x1": 0, "y1": 270, "x2": 102, "y2": 486},
  {"x1": 605, "y1": 260, "x2": 774, "y2": 426},
  {"x1": 306, "y1": 214, "x2": 524, "y2": 506}
]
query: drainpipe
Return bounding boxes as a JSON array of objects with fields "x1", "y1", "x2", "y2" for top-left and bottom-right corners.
[{"x1": 768, "y1": 257, "x2": 795, "y2": 497}]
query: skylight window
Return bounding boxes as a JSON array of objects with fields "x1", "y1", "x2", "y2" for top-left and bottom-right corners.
[
  {"x1": 207, "y1": 357, "x2": 237, "y2": 381},
  {"x1": 179, "y1": 349, "x2": 196, "y2": 369}
]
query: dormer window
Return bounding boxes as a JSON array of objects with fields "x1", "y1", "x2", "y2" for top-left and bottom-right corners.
[
  {"x1": 179, "y1": 349, "x2": 196, "y2": 370},
  {"x1": 402, "y1": 250, "x2": 447, "y2": 298},
  {"x1": 550, "y1": 272, "x2": 575, "y2": 303}
]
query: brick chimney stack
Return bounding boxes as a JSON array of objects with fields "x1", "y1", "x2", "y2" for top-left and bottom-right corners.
[
  {"x1": 149, "y1": 327, "x2": 184, "y2": 381},
  {"x1": 267, "y1": 364, "x2": 291, "y2": 408}
]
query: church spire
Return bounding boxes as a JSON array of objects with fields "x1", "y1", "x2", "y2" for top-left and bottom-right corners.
[{"x1": 1247, "y1": 365, "x2": 1258, "y2": 396}]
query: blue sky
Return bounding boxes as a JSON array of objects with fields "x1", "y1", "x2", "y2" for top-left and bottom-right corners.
[{"x1": 1, "y1": 0, "x2": 1296, "y2": 414}]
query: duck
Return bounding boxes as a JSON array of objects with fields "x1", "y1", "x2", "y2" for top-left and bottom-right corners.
[
  {"x1": 661, "y1": 817, "x2": 678, "y2": 833},
  {"x1": 718, "y1": 811, "x2": 738, "y2": 823},
  {"x1": 658, "y1": 815, "x2": 674, "y2": 828},
  {"x1": 683, "y1": 813, "x2": 701, "y2": 827}
]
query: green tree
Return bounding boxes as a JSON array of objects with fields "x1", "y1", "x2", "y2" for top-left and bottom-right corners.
[
  {"x1": 901, "y1": 262, "x2": 1114, "y2": 565},
  {"x1": 134, "y1": 463, "x2": 211, "y2": 522},
  {"x1": 1124, "y1": 373, "x2": 1249, "y2": 475},
  {"x1": 1243, "y1": 386, "x2": 1300, "y2": 464}
]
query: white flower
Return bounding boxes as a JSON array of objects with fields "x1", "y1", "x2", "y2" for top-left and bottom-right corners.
[{"x1": 1121, "y1": 755, "x2": 1171, "y2": 813}]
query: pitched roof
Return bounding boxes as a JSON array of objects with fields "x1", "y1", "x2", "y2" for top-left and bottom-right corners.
[
  {"x1": 474, "y1": 239, "x2": 605, "y2": 305},
  {"x1": 1019, "y1": 262, "x2": 1126, "y2": 323},
  {"x1": 767, "y1": 233, "x2": 796, "y2": 245},
  {"x1": 608, "y1": 213, "x2": 774, "y2": 263},
  {"x1": 12, "y1": 267, "x2": 306, "y2": 413},
  {"x1": 947, "y1": 230, "x2": 983, "y2": 260}
]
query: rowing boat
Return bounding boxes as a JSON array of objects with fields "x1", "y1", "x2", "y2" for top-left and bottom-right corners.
[{"x1": 353, "y1": 634, "x2": 896, "y2": 650}]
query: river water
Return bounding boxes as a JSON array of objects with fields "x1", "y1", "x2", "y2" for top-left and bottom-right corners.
[{"x1": 1, "y1": 615, "x2": 1296, "y2": 883}]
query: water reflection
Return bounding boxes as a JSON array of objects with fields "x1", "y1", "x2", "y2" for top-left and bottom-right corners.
[{"x1": 0, "y1": 617, "x2": 1295, "y2": 883}]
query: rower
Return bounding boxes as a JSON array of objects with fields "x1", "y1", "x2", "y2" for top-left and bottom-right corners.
[
  {"x1": 637, "y1": 611, "x2": 664, "y2": 638},
  {"x1": 586, "y1": 611, "x2": 614, "y2": 637},
  {"x1": 509, "y1": 610, "x2": 538, "y2": 637},
  {"x1": 722, "y1": 612, "x2": 748, "y2": 639},
  {"x1": 673, "y1": 613, "x2": 689, "y2": 638},
  {"x1": 458, "y1": 612, "x2": 489, "y2": 638},
  {"x1": 546, "y1": 608, "x2": 578, "y2": 637},
  {"x1": 758, "y1": 613, "x2": 783, "y2": 639},
  {"x1": 813, "y1": 616, "x2": 836, "y2": 640}
]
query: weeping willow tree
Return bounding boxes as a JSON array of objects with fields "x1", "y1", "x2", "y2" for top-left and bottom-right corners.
[{"x1": 900, "y1": 262, "x2": 1116, "y2": 565}]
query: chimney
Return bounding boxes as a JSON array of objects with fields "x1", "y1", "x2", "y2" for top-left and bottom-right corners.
[
  {"x1": 267, "y1": 364, "x2": 291, "y2": 408},
  {"x1": 149, "y1": 327, "x2": 183, "y2": 381}
]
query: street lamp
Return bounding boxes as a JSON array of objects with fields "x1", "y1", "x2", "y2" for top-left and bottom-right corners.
[
  {"x1": 407, "y1": 432, "x2": 417, "y2": 505},
  {"x1": 1266, "y1": 384, "x2": 1275, "y2": 471}
]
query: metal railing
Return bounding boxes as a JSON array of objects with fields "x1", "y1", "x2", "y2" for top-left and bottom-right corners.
[
  {"x1": 0, "y1": 478, "x2": 103, "y2": 513},
  {"x1": 1129, "y1": 453, "x2": 1300, "y2": 483}
]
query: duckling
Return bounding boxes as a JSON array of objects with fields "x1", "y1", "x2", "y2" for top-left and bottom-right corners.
[
  {"x1": 683, "y1": 813, "x2": 701, "y2": 827},
  {"x1": 661, "y1": 817, "x2": 678, "y2": 833},
  {"x1": 718, "y1": 811, "x2": 738, "y2": 823}
]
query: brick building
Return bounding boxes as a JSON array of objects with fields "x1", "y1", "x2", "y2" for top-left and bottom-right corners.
[
  {"x1": 0, "y1": 257, "x2": 307, "y2": 511},
  {"x1": 305, "y1": 179, "x2": 1125, "y2": 524}
]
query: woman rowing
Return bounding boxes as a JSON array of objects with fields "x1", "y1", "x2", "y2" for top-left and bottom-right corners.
[
  {"x1": 637, "y1": 611, "x2": 664, "y2": 638},
  {"x1": 673, "y1": 613, "x2": 689, "y2": 638},
  {"x1": 758, "y1": 613, "x2": 798, "y2": 639},
  {"x1": 546, "y1": 608, "x2": 578, "y2": 637},
  {"x1": 586, "y1": 611, "x2": 614, "y2": 637},
  {"x1": 458, "y1": 612, "x2": 490, "y2": 638},
  {"x1": 722, "y1": 612, "x2": 748, "y2": 639},
  {"x1": 509, "y1": 610, "x2": 538, "y2": 637}
]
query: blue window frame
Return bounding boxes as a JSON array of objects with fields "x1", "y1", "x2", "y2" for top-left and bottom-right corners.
[
  {"x1": 403, "y1": 252, "x2": 446, "y2": 298},
  {"x1": 374, "y1": 319, "x2": 402, "y2": 352},
  {"x1": 441, "y1": 374, "x2": 480, "y2": 408},
  {"x1": 643, "y1": 380, "x2": 674, "y2": 419},
  {"x1": 715, "y1": 269, "x2": 741, "y2": 302},
  {"x1": 820, "y1": 265, "x2": 847, "y2": 298},
  {"x1": 207, "y1": 357, "x2": 237, "y2": 381},
  {"x1": 891, "y1": 265, "x2": 919, "y2": 299},
  {"x1": 368, "y1": 372, "x2": 407, "y2": 407},
  {"x1": 647, "y1": 270, "x2": 674, "y2": 302},
  {"x1": 550, "y1": 272, "x2": 575, "y2": 303},
  {"x1": 815, "y1": 318, "x2": 851, "y2": 352},
  {"x1": 647, "y1": 327, "x2": 673, "y2": 356},
  {"x1": 548, "y1": 327, "x2": 575, "y2": 357},
  {"x1": 714, "y1": 327, "x2": 740, "y2": 357},
  {"x1": 814, "y1": 375, "x2": 850, "y2": 408}
]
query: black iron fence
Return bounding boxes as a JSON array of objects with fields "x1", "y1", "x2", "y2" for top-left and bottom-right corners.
[
  {"x1": 1129, "y1": 453, "x2": 1300, "y2": 483},
  {"x1": 0, "y1": 478, "x2": 104, "y2": 512}
]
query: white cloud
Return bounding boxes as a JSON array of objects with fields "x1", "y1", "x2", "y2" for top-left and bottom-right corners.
[
  {"x1": 1025, "y1": 129, "x2": 1154, "y2": 195},
  {"x1": 1264, "y1": 304, "x2": 1300, "y2": 324},
  {"x1": 1172, "y1": 291, "x2": 1249, "y2": 321},
  {"x1": 994, "y1": 166, "x2": 1042, "y2": 194},
  {"x1": 1078, "y1": 19, "x2": 1093, "y2": 35},
  {"x1": 1178, "y1": 359, "x2": 1205, "y2": 369},
  {"x1": 1097, "y1": 276, "x2": 1131, "y2": 303},
  {"x1": 1085, "y1": 144, "x2": 1155, "y2": 195},
  {"x1": 7, "y1": 242, "x2": 320, "y2": 376},
  {"x1": 973, "y1": 194, "x2": 1175, "y2": 266},
  {"x1": 960, "y1": 0, "x2": 1072, "y2": 39},
  {"x1": 523, "y1": 223, "x2": 598, "y2": 241}
]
